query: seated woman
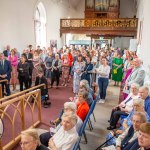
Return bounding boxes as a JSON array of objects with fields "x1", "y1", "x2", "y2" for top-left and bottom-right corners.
[
  {"x1": 40, "y1": 102, "x2": 83, "y2": 147},
  {"x1": 41, "y1": 112, "x2": 79, "y2": 149},
  {"x1": 80, "y1": 79, "x2": 94, "y2": 96},
  {"x1": 70, "y1": 79, "x2": 94, "y2": 106},
  {"x1": 107, "y1": 83, "x2": 139, "y2": 130},
  {"x1": 79, "y1": 84, "x2": 93, "y2": 106},
  {"x1": 76, "y1": 90, "x2": 90, "y2": 121},
  {"x1": 20, "y1": 128, "x2": 48, "y2": 150}
]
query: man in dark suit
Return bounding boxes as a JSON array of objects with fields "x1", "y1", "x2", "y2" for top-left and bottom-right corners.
[
  {"x1": 22, "y1": 49, "x2": 34, "y2": 88},
  {"x1": 0, "y1": 53, "x2": 12, "y2": 96},
  {"x1": 3, "y1": 45, "x2": 10, "y2": 57}
]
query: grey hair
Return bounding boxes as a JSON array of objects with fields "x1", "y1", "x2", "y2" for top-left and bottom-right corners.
[
  {"x1": 62, "y1": 112, "x2": 78, "y2": 126},
  {"x1": 132, "y1": 112, "x2": 147, "y2": 123},
  {"x1": 78, "y1": 89, "x2": 88, "y2": 99},
  {"x1": 131, "y1": 83, "x2": 140, "y2": 90},
  {"x1": 133, "y1": 98, "x2": 144, "y2": 107},
  {"x1": 64, "y1": 102, "x2": 77, "y2": 111},
  {"x1": 80, "y1": 79, "x2": 89, "y2": 85},
  {"x1": 140, "y1": 86, "x2": 150, "y2": 93}
]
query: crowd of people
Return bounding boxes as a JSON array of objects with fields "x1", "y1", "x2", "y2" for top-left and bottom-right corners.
[{"x1": 1, "y1": 44, "x2": 150, "y2": 150}]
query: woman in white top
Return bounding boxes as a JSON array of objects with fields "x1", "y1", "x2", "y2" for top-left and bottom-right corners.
[{"x1": 96, "y1": 57, "x2": 110, "y2": 103}]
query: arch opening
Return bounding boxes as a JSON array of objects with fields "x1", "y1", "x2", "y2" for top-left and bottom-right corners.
[{"x1": 34, "y1": 2, "x2": 46, "y2": 47}]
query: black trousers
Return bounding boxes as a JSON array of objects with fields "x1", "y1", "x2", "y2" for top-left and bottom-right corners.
[
  {"x1": 28, "y1": 68, "x2": 33, "y2": 88},
  {"x1": 19, "y1": 76, "x2": 29, "y2": 91},
  {"x1": 109, "y1": 107, "x2": 128, "y2": 127},
  {"x1": 0, "y1": 78, "x2": 11, "y2": 96},
  {"x1": 51, "y1": 70, "x2": 60, "y2": 86},
  {"x1": 40, "y1": 132, "x2": 52, "y2": 147}
]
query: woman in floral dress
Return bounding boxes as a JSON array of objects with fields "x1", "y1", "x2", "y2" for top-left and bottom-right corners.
[
  {"x1": 61, "y1": 53, "x2": 70, "y2": 86},
  {"x1": 72, "y1": 54, "x2": 85, "y2": 94},
  {"x1": 32, "y1": 50, "x2": 41, "y2": 81}
]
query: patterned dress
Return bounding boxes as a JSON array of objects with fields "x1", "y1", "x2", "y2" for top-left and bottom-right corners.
[
  {"x1": 62, "y1": 58, "x2": 70, "y2": 80},
  {"x1": 32, "y1": 56, "x2": 41, "y2": 81},
  {"x1": 73, "y1": 61, "x2": 85, "y2": 94}
]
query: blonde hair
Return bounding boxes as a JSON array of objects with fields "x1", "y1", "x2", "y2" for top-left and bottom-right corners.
[
  {"x1": 133, "y1": 98, "x2": 144, "y2": 107},
  {"x1": 21, "y1": 128, "x2": 39, "y2": 141}
]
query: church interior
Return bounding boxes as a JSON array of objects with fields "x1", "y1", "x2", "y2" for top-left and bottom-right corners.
[{"x1": 0, "y1": 0, "x2": 150, "y2": 150}]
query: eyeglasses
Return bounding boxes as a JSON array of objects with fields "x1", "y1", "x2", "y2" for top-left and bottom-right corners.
[{"x1": 20, "y1": 141, "x2": 34, "y2": 146}]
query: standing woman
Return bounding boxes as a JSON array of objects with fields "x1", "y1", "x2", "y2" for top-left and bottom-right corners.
[
  {"x1": 51, "y1": 54, "x2": 62, "y2": 89},
  {"x1": 67, "y1": 49, "x2": 74, "y2": 82},
  {"x1": 81, "y1": 55, "x2": 93, "y2": 86},
  {"x1": 112, "y1": 53, "x2": 123, "y2": 86},
  {"x1": 32, "y1": 50, "x2": 41, "y2": 81},
  {"x1": 8, "y1": 49, "x2": 18, "y2": 91},
  {"x1": 96, "y1": 57, "x2": 110, "y2": 103},
  {"x1": 61, "y1": 53, "x2": 70, "y2": 86},
  {"x1": 72, "y1": 54, "x2": 85, "y2": 94},
  {"x1": 44, "y1": 50, "x2": 54, "y2": 85},
  {"x1": 17, "y1": 55, "x2": 29, "y2": 91}
]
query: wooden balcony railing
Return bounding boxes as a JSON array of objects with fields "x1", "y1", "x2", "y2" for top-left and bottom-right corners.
[
  {"x1": 60, "y1": 18, "x2": 138, "y2": 37},
  {"x1": 0, "y1": 84, "x2": 45, "y2": 150}
]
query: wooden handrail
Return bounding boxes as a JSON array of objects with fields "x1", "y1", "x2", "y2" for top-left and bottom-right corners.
[
  {"x1": 0, "y1": 89, "x2": 42, "y2": 150},
  {"x1": 0, "y1": 83, "x2": 45, "y2": 102}
]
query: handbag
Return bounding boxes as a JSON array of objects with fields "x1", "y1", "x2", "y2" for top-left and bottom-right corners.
[{"x1": 113, "y1": 69, "x2": 117, "y2": 74}]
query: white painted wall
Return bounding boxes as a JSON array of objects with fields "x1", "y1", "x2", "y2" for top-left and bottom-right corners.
[
  {"x1": 136, "y1": 0, "x2": 150, "y2": 67},
  {"x1": 135, "y1": 0, "x2": 150, "y2": 86},
  {"x1": 113, "y1": 37, "x2": 132, "y2": 49},
  {"x1": 0, "y1": 0, "x2": 77, "y2": 52}
]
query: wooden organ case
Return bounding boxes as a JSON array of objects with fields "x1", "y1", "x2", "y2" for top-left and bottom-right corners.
[{"x1": 85, "y1": 0, "x2": 119, "y2": 19}]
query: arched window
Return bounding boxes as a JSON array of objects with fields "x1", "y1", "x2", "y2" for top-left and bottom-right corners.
[{"x1": 34, "y1": 2, "x2": 46, "y2": 47}]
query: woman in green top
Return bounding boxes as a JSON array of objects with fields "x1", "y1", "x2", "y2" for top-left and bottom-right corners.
[{"x1": 112, "y1": 53, "x2": 123, "y2": 86}]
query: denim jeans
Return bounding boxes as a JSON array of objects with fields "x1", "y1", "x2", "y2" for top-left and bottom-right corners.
[{"x1": 98, "y1": 77, "x2": 109, "y2": 99}]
